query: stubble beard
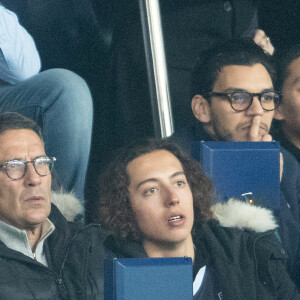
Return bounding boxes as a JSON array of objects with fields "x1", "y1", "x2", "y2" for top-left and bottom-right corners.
[{"x1": 207, "y1": 118, "x2": 269, "y2": 142}]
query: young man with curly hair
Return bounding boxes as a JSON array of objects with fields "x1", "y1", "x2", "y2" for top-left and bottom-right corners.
[{"x1": 96, "y1": 138, "x2": 299, "y2": 299}]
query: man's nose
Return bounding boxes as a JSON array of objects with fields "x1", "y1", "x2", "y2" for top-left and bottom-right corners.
[
  {"x1": 23, "y1": 163, "x2": 42, "y2": 186},
  {"x1": 164, "y1": 187, "x2": 180, "y2": 207},
  {"x1": 246, "y1": 97, "x2": 264, "y2": 115}
]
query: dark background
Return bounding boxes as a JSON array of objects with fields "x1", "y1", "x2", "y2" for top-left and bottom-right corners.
[{"x1": 2, "y1": 0, "x2": 299, "y2": 221}]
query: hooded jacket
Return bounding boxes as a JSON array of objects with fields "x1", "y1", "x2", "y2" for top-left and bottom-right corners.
[
  {"x1": 0, "y1": 192, "x2": 107, "y2": 300},
  {"x1": 104, "y1": 200, "x2": 300, "y2": 300}
]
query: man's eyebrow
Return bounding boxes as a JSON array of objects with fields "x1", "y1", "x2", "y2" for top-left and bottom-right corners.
[
  {"x1": 0, "y1": 157, "x2": 23, "y2": 164},
  {"x1": 223, "y1": 87, "x2": 247, "y2": 93},
  {"x1": 135, "y1": 171, "x2": 185, "y2": 189},
  {"x1": 263, "y1": 88, "x2": 276, "y2": 92},
  {"x1": 0, "y1": 154, "x2": 46, "y2": 163},
  {"x1": 136, "y1": 178, "x2": 159, "y2": 190},
  {"x1": 223, "y1": 87, "x2": 275, "y2": 93},
  {"x1": 170, "y1": 171, "x2": 185, "y2": 178}
]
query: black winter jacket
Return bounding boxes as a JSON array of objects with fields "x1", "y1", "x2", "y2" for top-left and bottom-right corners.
[
  {"x1": 104, "y1": 200, "x2": 300, "y2": 299},
  {"x1": 0, "y1": 204, "x2": 107, "y2": 300}
]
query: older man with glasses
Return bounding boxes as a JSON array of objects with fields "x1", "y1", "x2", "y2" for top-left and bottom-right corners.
[
  {"x1": 173, "y1": 38, "x2": 300, "y2": 289},
  {"x1": 0, "y1": 112, "x2": 105, "y2": 299}
]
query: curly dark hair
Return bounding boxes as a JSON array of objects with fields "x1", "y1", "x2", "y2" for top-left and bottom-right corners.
[{"x1": 96, "y1": 138, "x2": 213, "y2": 241}]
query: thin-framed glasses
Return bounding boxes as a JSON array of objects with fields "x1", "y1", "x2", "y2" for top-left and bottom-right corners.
[
  {"x1": 0, "y1": 156, "x2": 56, "y2": 180},
  {"x1": 204, "y1": 91, "x2": 282, "y2": 112}
]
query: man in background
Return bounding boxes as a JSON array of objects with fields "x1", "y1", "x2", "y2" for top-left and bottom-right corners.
[
  {"x1": 173, "y1": 38, "x2": 300, "y2": 288},
  {"x1": 271, "y1": 44, "x2": 300, "y2": 164}
]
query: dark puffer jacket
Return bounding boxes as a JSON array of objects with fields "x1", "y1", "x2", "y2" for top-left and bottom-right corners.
[
  {"x1": 0, "y1": 204, "x2": 107, "y2": 300},
  {"x1": 104, "y1": 200, "x2": 300, "y2": 299}
]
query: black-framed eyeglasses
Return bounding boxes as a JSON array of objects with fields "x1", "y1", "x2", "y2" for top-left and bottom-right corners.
[
  {"x1": 204, "y1": 91, "x2": 282, "y2": 112},
  {"x1": 0, "y1": 156, "x2": 56, "y2": 180}
]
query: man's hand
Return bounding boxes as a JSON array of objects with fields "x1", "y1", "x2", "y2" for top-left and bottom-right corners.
[
  {"x1": 253, "y1": 29, "x2": 275, "y2": 55},
  {"x1": 248, "y1": 115, "x2": 272, "y2": 141},
  {"x1": 248, "y1": 116, "x2": 283, "y2": 181}
]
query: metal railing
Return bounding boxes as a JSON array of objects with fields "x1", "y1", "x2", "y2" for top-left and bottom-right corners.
[{"x1": 139, "y1": 0, "x2": 174, "y2": 138}]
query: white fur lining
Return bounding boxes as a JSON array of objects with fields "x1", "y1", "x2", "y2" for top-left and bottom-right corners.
[
  {"x1": 211, "y1": 199, "x2": 278, "y2": 232},
  {"x1": 51, "y1": 192, "x2": 278, "y2": 232},
  {"x1": 51, "y1": 191, "x2": 83, "y2": 221}
]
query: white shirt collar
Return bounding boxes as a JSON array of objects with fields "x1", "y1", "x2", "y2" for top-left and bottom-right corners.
[{"x1": 0, "y1": 218, "x2": 55, "y2": 266}]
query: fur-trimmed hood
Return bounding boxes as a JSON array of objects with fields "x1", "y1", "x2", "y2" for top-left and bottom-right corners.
[
  {"x1": 51, "y1": 192, "x2": 278, "y2": 233},
  {"x1": 51, "y1": 191, "x2": 83, "y2": 221},
  {"x1": 211, "y1": 199, "x2": 278, "y2": 232}
]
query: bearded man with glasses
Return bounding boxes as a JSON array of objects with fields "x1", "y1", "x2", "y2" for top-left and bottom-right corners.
[
  {"x1": 173, "y1": 38, "x2": 300, "y2": 289},
  {"x1": 0, "y1": 112, "x2": 106, "y2": 299},
  {"x1": 187, "y1": 41, "x2": 279, "y2": 143}
]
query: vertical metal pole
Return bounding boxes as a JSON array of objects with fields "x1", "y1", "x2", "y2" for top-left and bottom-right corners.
[{"x1": 139, "y1": 0, "x2": 174, "y2": 138}]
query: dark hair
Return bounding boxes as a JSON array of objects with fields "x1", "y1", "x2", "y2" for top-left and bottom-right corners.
[
  {"x1": 191, "y1": 38, "x2": 276, "y2": 97},
  {"x1": 274, "y1": 43, "x2": 300, "y2": 91},
  {"x1": 96, "y1": 138, "x2": 213, "y2": 241},
  {"x1": 0, "y1": 112, "x2": 43, "y2": 140}
]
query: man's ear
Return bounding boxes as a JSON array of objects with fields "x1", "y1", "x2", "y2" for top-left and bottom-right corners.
[
  {"x1": 273, "y1": 105, "x2": 285, "y2": 121},
  {"x1": 191, "y1": 95, "x2": 211, "y2": 123}
]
